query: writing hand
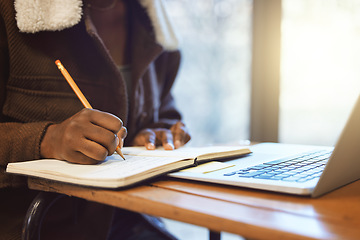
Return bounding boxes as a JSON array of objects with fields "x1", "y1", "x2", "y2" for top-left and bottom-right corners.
[
  {"x1": 40, "y1": 108, "x2": 125, "y2": 164},
  {"x1": 132, "y1": 121, "x2": 191, "y2": 150}
]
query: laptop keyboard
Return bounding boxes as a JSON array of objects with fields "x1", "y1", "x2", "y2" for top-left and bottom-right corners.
[{"x1": 224, "y1": 150, "x2": 332, "y2": 183}]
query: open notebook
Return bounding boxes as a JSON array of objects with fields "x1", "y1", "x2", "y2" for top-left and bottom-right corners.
[
  {"x1": 169, "y1": 94, "x2": 360, "y2": 198},
  {"x1": 6, "y1": 145, "x2": 251, "y2": 188}
]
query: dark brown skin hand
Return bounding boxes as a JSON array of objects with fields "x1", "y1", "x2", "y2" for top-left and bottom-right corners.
[
  {"x1": 132, "y1": 121, "x2": 191, "y2": 150},
  {"x1": 40, "y1": 108, "x2": 126, "y2": 164}
]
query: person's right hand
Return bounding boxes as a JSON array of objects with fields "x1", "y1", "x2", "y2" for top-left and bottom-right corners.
[{"x1": 40, "y1": 108, "x2": 126, "y2": 164}]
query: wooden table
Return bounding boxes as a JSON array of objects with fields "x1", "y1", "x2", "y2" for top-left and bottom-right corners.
[{"x1": 28, "y1": 176, "x2": 360, "y2": 240}]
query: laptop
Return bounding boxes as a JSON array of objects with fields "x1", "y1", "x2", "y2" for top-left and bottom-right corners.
[{"x1": 169, "y1": 94, "x2": 360, "y2": 197}]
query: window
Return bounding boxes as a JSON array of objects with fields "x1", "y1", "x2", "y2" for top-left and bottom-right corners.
[
  {"x1": 166, "y1": 0, "x2": 253, "y2": 146},
  {"x1": 280, "y1": 0, "x2": 360, "y2": 145}
]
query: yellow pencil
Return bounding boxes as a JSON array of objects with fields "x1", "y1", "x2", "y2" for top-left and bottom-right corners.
[{"x1": 55, "y1": 60, "x2": 125, "y2": 160}]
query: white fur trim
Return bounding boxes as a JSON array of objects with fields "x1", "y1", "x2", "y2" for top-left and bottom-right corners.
[
  {"x1": 138, "y1": 0, "x2": 179, "y2": 51},
  {"x1": 15, "y1": 0, "x2": 83, "y2": 33},
  {"x1": 14, "y1": 0, "x2": 178, "y2": 50}
]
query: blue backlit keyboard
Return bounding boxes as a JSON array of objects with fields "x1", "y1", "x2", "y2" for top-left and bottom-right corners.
[{"x1": 224, "y1": 150, "x2": 332, "y2": 183}]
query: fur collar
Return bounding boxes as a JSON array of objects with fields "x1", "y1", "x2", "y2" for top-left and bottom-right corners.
[{"x1": 14, "y1": 0, "x2": 178, "y2": 50}]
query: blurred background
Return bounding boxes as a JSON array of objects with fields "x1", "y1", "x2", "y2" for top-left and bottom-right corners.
[
  {"x1": 162, "y1": 0, "x2": 360, "y2": 239},
  {"x1": 167, "y1": 0, "x2": 252, "y2": 147},
  {"x1": 165, "y1": 0, "x2": 360, "y2": 147}
]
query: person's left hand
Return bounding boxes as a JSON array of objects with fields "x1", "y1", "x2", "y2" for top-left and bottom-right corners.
[{"x1": 132, "y1": 121, "x2": 191, "y2": 150}]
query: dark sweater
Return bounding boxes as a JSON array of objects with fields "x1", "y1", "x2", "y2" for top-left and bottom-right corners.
[{"x1": 0, "y1": 0, "x2": 182, "y2": 188}]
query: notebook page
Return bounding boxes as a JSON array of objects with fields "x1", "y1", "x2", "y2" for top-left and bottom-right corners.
[
  {"x1": 121, "y1": 146, "x2": 250, "y2": 159},
  {"x1": 7, "y1": 155, "x2": 184, "y2": 180}
]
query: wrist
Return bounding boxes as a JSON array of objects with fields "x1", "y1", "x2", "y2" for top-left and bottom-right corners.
[{"x1": 40, "y1": 124, "x2": 56, "y2": 159}]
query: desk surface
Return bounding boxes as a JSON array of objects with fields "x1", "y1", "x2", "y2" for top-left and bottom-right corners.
[{"x1": 28, "y1": 177, "x2": 360, "y2": 240}]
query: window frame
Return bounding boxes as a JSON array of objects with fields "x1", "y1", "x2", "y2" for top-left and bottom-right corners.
[{"x1": 250, "y1": 0, "x2": 282, "y2": 142}]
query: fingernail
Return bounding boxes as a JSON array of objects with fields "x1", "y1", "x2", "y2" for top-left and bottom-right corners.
[
  {"x1": 146, "y1": 143, "x2": 156, "y2": 150},
  {"x1": 174, "y1": 140, "x2": 181, "y2": 149},
  {"x1": 164, "y1": 143, "x2": 174, "y2": 150}
]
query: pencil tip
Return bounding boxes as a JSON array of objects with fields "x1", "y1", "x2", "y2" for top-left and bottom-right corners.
[{"x1": 116, "y1": 147, "x2": 126, "y2": 160}]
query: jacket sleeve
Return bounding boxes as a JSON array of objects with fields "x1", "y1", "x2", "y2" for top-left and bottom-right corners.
[
  {"x1": 0, "y1": 15, "x2": 54, "y2": 187},
  {"x1": 145, "y1": 50, "x2": 183, "y2": 129}
]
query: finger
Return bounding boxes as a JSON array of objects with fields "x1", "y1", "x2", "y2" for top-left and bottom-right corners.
[
  {"x1": 133, "y1": 129, "x2": 156, "y2": 150},
  {"x1": 81, "y1": 108, "x2": 123, "y2": 134},
  {"x1": 78, "y1": 137, "x2": 110, "y2": 161},
  {"x1": 173, "y1": 128, "x2": 185, "y2": 149},
  {"x1": 178, "y1": 126, "x2": 191, "y2": 147},
  {"x1": 83, "y1": 124, "x2": 118, "y2": 155},
  {"x1": 63, "y1": 149, "x2": 103, "y2": 165},
  {"x1": 158, "y1": 130, "x2": 174, "y2": 150},
  {"x1": 171, "y1": 122, "x2": 190, "y2": 149},
  {"x1": 144, "y1": 130, "x2": 156, "y2": 150},
  {"x1": 118, "y1": 126, "x2": 128, "y2": 139}
]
